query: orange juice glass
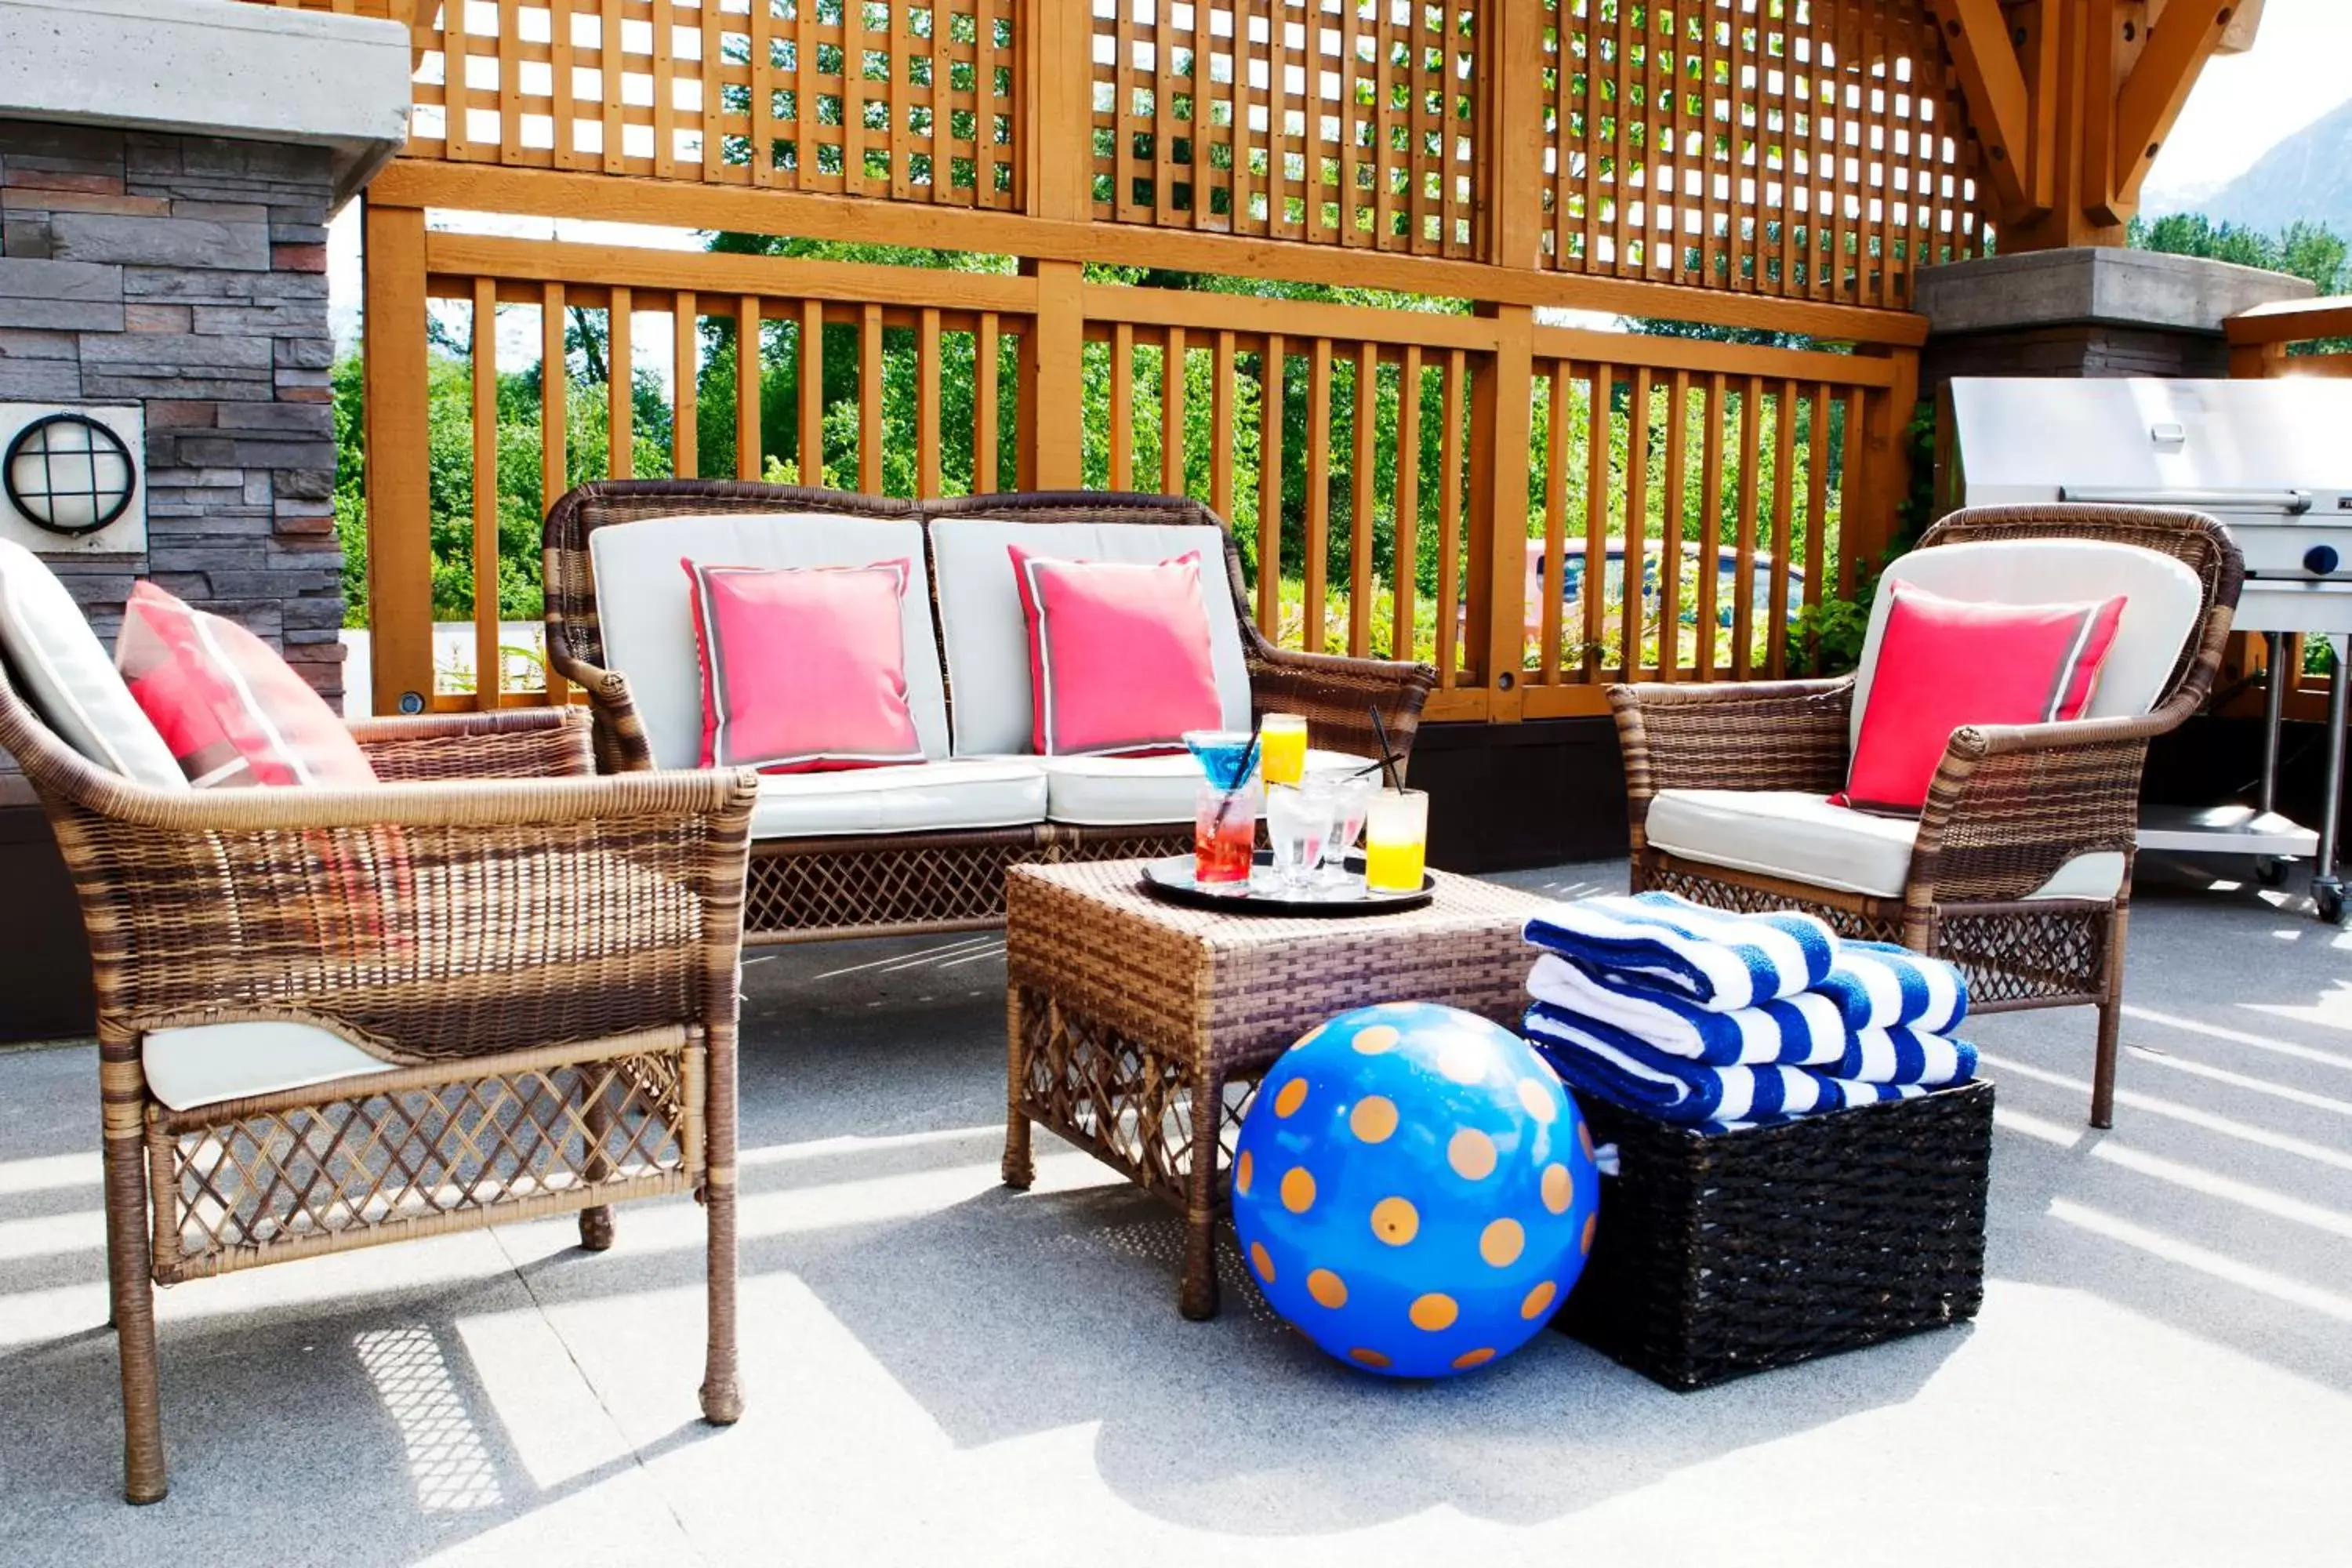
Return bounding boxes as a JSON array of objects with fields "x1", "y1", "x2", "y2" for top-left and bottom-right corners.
[
  {"x1": 1362, "y1": 788, "x2": 1428, "y2": 892},
  {"x1": 1260, "y1": 713, "x2": 1308, "y2": 786}
]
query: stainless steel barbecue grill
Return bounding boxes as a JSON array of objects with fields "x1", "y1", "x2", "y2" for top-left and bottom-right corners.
[{"x1": 1947, "y1": 376, "x2": 2352, "y2": 923}]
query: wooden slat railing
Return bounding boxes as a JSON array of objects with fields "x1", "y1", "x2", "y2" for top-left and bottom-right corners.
[{"x1": 393, "y1": 231, "x2": 1909, "y2": 718}]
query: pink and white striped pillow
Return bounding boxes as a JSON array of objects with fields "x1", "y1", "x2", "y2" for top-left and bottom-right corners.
[
  {"x1": 115, "y1": 580, "x2": 376, "y2": 789},
  {"x1": 685, "y1": 557, "x2": 925, "y2": 774}
]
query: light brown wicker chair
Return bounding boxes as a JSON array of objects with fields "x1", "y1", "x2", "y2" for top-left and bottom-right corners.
[
  {"x1": 543, "y1": 481, "x2": 1438, "y2": 945},
  {"x1": 0, "y1": 655, "x2": 758, "y2": 1504},
  {"x1": 1610, "y1": 505, "x2": 2244, "y2": 1128}
]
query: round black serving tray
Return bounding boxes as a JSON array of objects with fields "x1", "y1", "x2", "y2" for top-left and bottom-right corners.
[{"x1": 1138, "y1": 851, "x2": 1435, "y2": 916}]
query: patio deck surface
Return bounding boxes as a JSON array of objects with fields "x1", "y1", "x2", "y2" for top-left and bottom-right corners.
[{"x1": 2, "y1": 857, "x2": 2348, "y2": 1566}]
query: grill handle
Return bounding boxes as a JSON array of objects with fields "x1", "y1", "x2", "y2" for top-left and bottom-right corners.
[{"x1": 2060, "y1": 485, "x2": 2312, "y2": 516}]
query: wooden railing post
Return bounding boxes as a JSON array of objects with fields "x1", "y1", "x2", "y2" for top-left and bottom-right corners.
[
  {"x1": 361, "y1": 198, "x2": 434, "y2": 718},
  {"x1": 1854, "y1": 345, "x2": 1922, "y2": 570},
  {"x1": 1018, "y1": 262, "x2": 1083, "y2": 489},
  {"x1": 1468, "y1": 303, "x2": 1534, "y2": 722}
]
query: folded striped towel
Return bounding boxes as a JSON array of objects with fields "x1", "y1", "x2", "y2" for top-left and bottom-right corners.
[
  {"x1": 1521, "y1": 891, "x2": 1837, "y2": 1012},
  {"x1": 1524, "y1": 999, "x2": 1976, "y2": 1089},
  {"x1": 1526, "y1": 953, "x2": 1850, "y2": 1067},
  {"x1": 1815, "y1": 941, "x2": 1969, "y2": 1033},
  {"x1": 1523, "y1": 1005, "x2": 1930, "y2": 1130},
  {"x1": 1835, "y1": 1023, "x2": 1977, "y2": 1085}
]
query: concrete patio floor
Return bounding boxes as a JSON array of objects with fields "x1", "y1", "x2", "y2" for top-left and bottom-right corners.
[{"x1": 2, "y1": 857, "x2": 2349, "y2": 1566}]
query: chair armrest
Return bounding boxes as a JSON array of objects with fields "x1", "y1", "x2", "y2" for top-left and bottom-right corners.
[
  {"x1": 58, "y1": 768, "x2": 757, "y2": 1058},
  {"x1": 1247, "y1": 646, "x2": 1437, "y2": 778},
  {"x1": 1908, "y1": 708, "x2": 2176, "y2": 905},
  {"x1": 1609, "y1": 679, "x2": 1853, "y2": 828},
  {"x1": 348, "y1": 706, "x2": 598, "y2": 782},
  {"x1": 546, "y1": 637, "x2": 659, "y2": 774}
]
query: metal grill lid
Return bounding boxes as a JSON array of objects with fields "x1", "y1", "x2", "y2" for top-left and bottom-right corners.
[{"x1": 1949, "y1": 376, "x2": 2352, "y2": 508}]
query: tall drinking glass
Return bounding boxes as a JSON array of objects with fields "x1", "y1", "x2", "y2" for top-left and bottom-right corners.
[
  {"x1": 1362, "y1": 788, "x2": 1429, "y2": 894},
  {"x1": 1184, "y1": 729, "x2": 1259, "y2": 891},
  {"x1": 1265, "y1": 781, "x2": 1333, "y2": 892},
  {"x1": 1259, "y1": 713, "x2": 1308, "y2": 786}
]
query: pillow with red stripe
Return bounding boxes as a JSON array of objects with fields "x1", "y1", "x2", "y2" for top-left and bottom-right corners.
[
  {"x1": 1838, "y1": 582, "x2": 2126, "y2": 817},
  {"x1": 1009, "y1": 546, "x2": 1223, "y2": 757},
  {"x1": 685, "y1": 557, "x2": 925, "y2": 774},
  {"x1": 115, "y1": 580, "x2": 376, "y2": 788}
]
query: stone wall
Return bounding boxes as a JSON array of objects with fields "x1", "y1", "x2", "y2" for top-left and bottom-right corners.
[{"x1": 0, "y1": 120, "x2": 343, "y2": 710}]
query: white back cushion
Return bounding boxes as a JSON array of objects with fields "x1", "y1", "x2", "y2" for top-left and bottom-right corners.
[
  {"x1": 0, "y1": 539, "x2": 183, "y2": 787},
  {"x1": 1853, "y1": 538, "x2": 2204, "y2": 749},
  {"x1": 588, "y1": 514, "x2": 948, "y2": 770},
  {"x1": 930, "y1": 518, "x2": 1251, "y2": 756}
]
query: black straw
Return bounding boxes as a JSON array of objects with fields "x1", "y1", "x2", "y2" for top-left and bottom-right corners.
[
  {"x1": 1210, "y1": 720, "x2": 1264, "y2": 835},
  {"x1": 1367, "y1": 706, "x2": 1401, "y2": 791}
]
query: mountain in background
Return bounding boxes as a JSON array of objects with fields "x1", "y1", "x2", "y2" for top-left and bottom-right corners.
[{"x1": 2186, "y1": 96, "x2": 2352, "y2": 236}]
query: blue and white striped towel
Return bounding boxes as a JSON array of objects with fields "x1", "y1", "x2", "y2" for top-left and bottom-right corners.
[
  {"x1": 1521, "y1": 891, "x2": 1837, "y2": 1012},
  {"x1": 1526, "y1": 953, "x2": 1850, "y2": 1067},
  {"x1": 1524, "y1": 999, "x2": 1975, "y2": 1089},
  {"x1": 1523, "y1": 1005, "x2": 1930, "y2": 1129},
  {"x1": 1815, "y1": 941, "x2": 1969, "y2": 1033}
]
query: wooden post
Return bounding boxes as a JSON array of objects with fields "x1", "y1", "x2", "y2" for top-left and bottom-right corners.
[
  {"x1": 1021, "y1": 260, "x2": 1083, "y2": 488},
  {"x1": 1022, "y1": 0, "x2": 1094, "y2": 223},
  {"x1": 362, "y1": 199, "x2": 434, "y2": 718},
  {"x1": 1483, "y1": 0, "x2": 1546, "y2": 270},
  {"x1": 1468, "y1": 303, "x2": 1534, "y2": 721},
  {"x1": 1855, "y1": 344, "x2": 1921, "y2": 571}
]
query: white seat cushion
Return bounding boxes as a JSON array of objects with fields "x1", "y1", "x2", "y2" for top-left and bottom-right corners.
[
  {"x1": 929, "y1": 517, "x2": 1253, "y2": 757},
  {"x1": 1043, "y1": 747, "x2": 1372, "y2": 826},
  {"x1": 1854, "y1": 539, "x2": 2203, "y2": 747},
  {"x1": 1647, "y1": 789, "x2": 2125, "y2": 902},
  {"x1": 751, "y1": 757, "x2": 1047, "y2": 840},
  {"x1": 143, "y1": 1020, "x2": 395, "y2": 1112},
  {"x1": 0, "y1": 539, "x2": 183, "y2": 786},
  {"x1": 587, "y1": 514, "x2": 949, "y2": 770}
]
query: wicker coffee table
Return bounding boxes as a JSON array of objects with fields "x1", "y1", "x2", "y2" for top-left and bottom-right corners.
[{"x1": 1001, "y1": 858, "x2": 1555, "y2": 1319}]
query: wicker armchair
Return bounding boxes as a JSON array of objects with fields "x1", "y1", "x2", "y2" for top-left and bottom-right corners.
[
  {"x1": 543, "y1": 481, "x2": 1438, "y2": 944},
  {"x1": 0, "y1": 664, "x2": 757, "y2": 1504},
  {"x1": 1610, "y1": 505, "x2": 2244, "y2": 1128}
]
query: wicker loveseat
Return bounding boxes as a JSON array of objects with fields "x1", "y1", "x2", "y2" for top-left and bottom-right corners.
[
  {"x1": 544, "y1": 482, "x2": 1438, "y2": 944},
  {"x1": 1610, "y1": 504, "x2": 2244, "y2": 1128}
]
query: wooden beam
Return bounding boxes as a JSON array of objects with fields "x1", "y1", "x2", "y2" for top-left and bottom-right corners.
[
  {"x1": 2225, "y1": 295, "x2": 2352, "y2": 348},
  {"x1": 373, "y1": 162, "x2": 1932, "y2": 347},
  {"x1": 361, "y1": 199, "x2": 434, "y2": 719},
  {"x1": 2115, "y1": 0, "x2": 2236, "y2": 205},
  {"x1": 1926, "y1": 0, "x2": 2036, "y2": 219}
]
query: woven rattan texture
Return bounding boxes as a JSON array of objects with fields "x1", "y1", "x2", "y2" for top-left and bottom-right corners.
[
  {"x1": 1556, "y1": 1080, "x2": 1994, "y2": 1390},
  {"x1": 150, "y1": 1046, "x2": 693, "y2": 1283},
  {"x1": 1004, "y1": 859, "x2": 1553, "y2": 1073}
]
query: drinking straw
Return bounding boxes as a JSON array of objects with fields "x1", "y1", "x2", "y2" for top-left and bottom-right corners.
[
  {"x1": 1367, "y1": 706, "x2": 1402, "y2": 791},
  {"x1": 1210, "y1": 720, "x2": 1264, "y2": 836}
]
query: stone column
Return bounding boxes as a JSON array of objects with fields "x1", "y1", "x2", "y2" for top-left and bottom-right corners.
[{"x1": 1913, "y1": 246, "x2": 2317, "y2": 401}]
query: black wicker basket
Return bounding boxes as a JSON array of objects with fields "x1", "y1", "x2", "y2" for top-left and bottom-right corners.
[{"x1": 1554, "y1": 1079, "x2": 1994, "y2": 1391}]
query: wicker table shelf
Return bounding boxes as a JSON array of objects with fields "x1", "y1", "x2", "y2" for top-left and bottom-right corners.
[{"x1": 1001, "y1": 858, "x2": 1555, "y2": 1319}]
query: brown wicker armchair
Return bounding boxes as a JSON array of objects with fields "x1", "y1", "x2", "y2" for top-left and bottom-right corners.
[
  {"x1": 0, "y1": 668, "x2": 757, "y2": 1504},
  {"x1": 543, "y1": 481, "x2": 1438, "y2": 944},
  {"x1": 1610, "y1": 505, "x2": 2244, "y2": 1128}
]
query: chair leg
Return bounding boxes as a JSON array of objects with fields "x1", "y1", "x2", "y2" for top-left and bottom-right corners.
[
  {"x1": 699, "y1": 1028, "x2": 742, "y2": 1426},
  {"x1": 578, "y1": 1069, "x2": 615, "y2": 1253},
  {"x1": 2090, "y1": 902, "x2": 2129, "y2": 1131},
  {"x1": 1178, "y1": 1066, "x2": 1225, "y2": 1323},
  {"x1": 101, "y1": 1102, "x2": 166, "y2": 1504}
]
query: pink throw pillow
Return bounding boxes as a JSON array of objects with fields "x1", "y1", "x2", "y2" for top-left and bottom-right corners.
[
  {"x1": 116, "y1": 580, "x2": 377, "y2": 788},
  {"x1": 1838, "y1": 583, "x2": 2125, "y2": 816},
  {"x1": 685, "y1": 557, "x2": 925, "y2": 774},
  {"x1": 1009, "y1": 546, "x2": 1223, "y2": 756}
]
